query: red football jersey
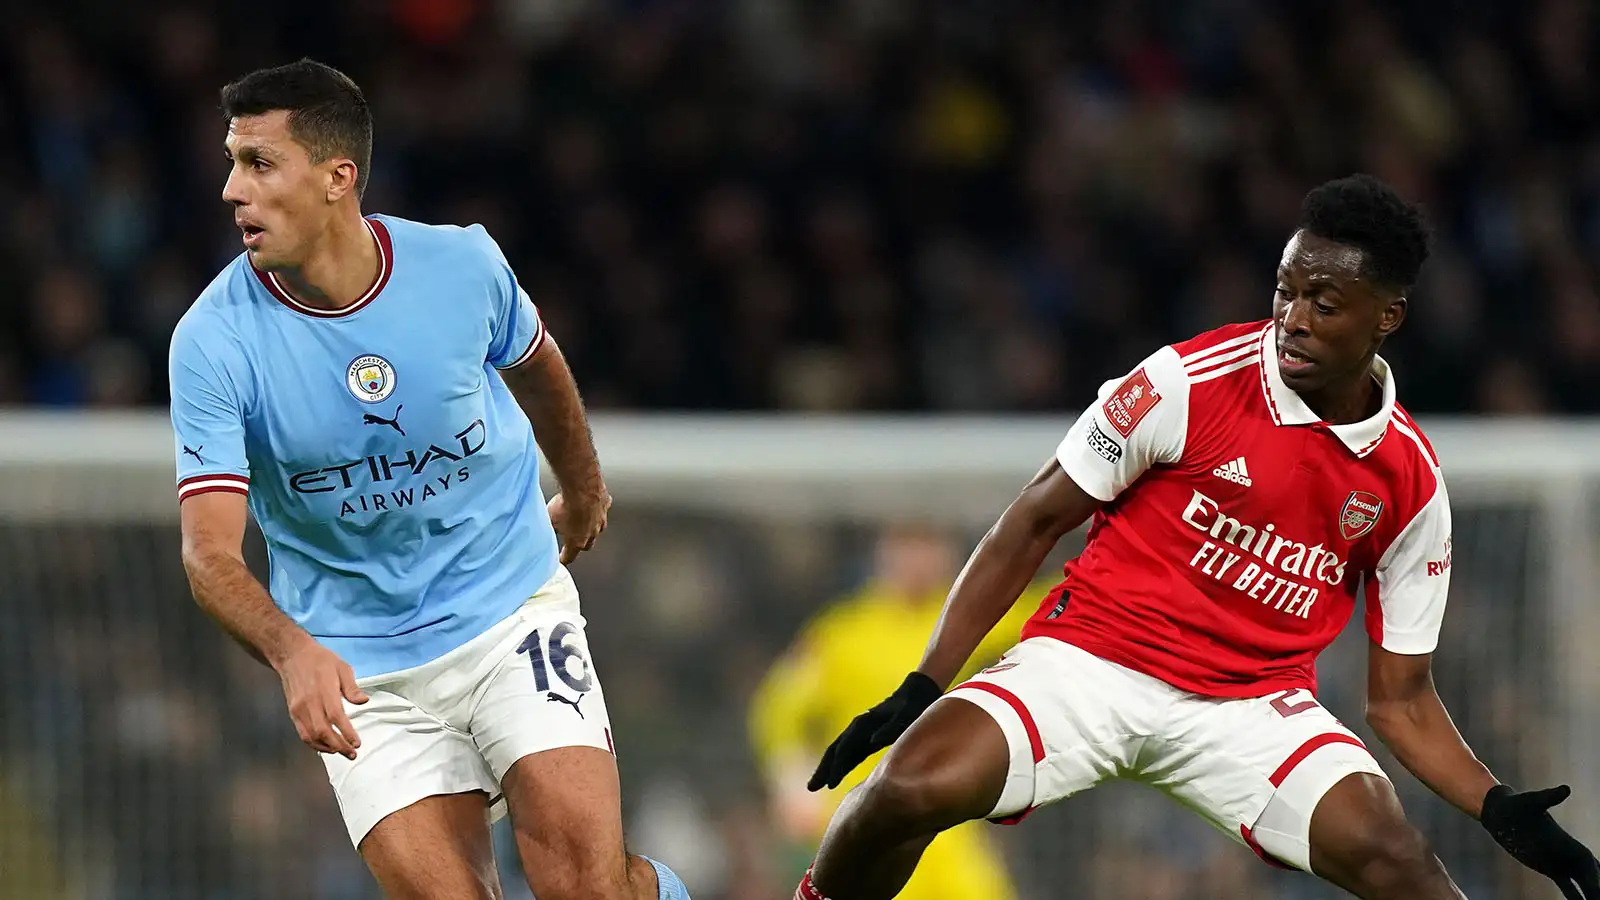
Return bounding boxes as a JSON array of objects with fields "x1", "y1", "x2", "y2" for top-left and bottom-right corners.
[{"x1": 1026, "y1": 320, "x2": 1451, "y2": 697}]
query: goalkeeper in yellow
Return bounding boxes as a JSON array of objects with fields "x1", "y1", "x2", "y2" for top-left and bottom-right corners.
[{"x1": 751, "y1": 523, "x2": 1045, "y2": 900}]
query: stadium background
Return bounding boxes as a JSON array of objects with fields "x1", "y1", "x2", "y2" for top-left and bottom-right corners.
[{"x1": 2, "y1": 0, "x2": 1599, "y2": 898}]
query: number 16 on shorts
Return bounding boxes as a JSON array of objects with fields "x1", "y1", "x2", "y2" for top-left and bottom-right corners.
[
  {"x1": 518, "y1": 621, "x2": 595, "y2": 696},
  {"x1": 484, "y1": 615, "x2": 614, "y2": 762}
]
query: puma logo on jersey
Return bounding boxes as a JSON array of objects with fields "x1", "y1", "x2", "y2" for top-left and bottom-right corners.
[
  {"x1": 547, "y1": 692, "x2": 585, "y2": 718},
  {"x1": 183, "y1": 445, "x2": 205, "y2": 464},
  {"x1": 1212, "y1": 456, "x2": 1252, "y2": 487},
  {"x1": 362, "y1": 405, "x2": 405, "y2": 436}
]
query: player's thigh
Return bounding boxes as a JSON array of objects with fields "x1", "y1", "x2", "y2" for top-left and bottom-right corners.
[
  {"x1": 501, "y1": 745, "x2": 637, "y2": 898},
  {"x1": 359, "y1": 791, "x2": 502, "y2": 900},
  {"x1": 941, "y1": 637, "x2": 1158, "y2": 824},
  {"x1": 1305, "y1": 771, "x2": 1450, "y2": 893},
  {"x1": 851, "y1": 692, "x2": 1014, "y2": 832},
  {"x1": 1152, "y1": 687, "x2": 1386, "y2": 873}
]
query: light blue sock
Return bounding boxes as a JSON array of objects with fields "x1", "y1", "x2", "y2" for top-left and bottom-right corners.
[{"x1": 644, "y1": 857, "x2": 691, "y2": 900}]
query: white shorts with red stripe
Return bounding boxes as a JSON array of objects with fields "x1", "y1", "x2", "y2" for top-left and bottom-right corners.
[{"x1": 946, "y1": 636, "x2": 1385, "y2": 872}]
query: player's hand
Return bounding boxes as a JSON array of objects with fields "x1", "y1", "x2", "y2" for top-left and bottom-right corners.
[
  {"x1": 808, "y1": 672, "x2": 943, "y2": 791},
  {"x1": 548, "y1": 489, "x2": 612, "y2": 565},
  {"x1": 1481, "y1": 784, "x2": 1600, "y2": 899},
  {"x1": 275, "y1": 637, "x2": 369, "y2": 760}
]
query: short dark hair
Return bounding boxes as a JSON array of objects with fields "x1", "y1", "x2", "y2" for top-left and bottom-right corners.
[
  {"x1": 220, "y1": 58, "x2": 373, "y2": 197},
  {"x1": 1299, "y1": 174, "x2": 1431, "y2": 292}
]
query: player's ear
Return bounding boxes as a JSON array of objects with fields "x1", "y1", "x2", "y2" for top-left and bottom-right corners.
[
  {"x1": 1377, "y1": 294, "x2": 1406, "y2": 338},
  {"x1": 325, "y1": 157, "x2": 359, "y2": 203}
]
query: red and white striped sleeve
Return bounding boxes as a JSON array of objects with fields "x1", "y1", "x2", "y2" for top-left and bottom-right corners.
[{"x1": 177, "y1": 473, "x2": 250, "y2": 501}]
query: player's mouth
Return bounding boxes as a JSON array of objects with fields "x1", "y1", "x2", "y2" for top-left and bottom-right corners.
[
  {"x1": 238, "y1": 221, "x2": 266, "y2": 249},
  {"x1": 1278, "y1": 341, "x2": 1318, "y2": 379}
]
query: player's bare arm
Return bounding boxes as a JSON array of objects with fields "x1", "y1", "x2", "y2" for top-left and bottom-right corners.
[
  {"x1": 917, "y1": 460, "x2": 1099, "y2": 687},
  {"x1": 500, "y1": 335, "x2": 610, "y2": 565},
  {"x1": 1367, "y1": 643, "x2": 1600, "y2": 894},
  {"x1": 1363, "y1": 644, "x2": 1495, "y2": 816},
  {"x1": 179, "y1": 491, "x2": 368, "y2": 759},
  {"x1": 808, "y1": 459, "x2": 1099, "y2": 791}
]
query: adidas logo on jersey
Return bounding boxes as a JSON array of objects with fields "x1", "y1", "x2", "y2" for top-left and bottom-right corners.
[{"x1": 1212, "y1": 457, "x2": 1253, "y2": 487}]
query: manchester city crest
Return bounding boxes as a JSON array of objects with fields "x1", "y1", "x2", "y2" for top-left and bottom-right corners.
[{"x1": 346, "y1": 354, "x2": 396, "y2": 403}]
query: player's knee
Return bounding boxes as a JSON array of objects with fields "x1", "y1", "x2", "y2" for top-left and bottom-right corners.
[
  {"x1": 859, "y1": 744, "x2": 993, "y2": 833},
  {"x1": 853, "y1": 701, "x2": 1012, "y2": 835},
  {"x1": 1339, "y1": 819, "x2": 1444, "y2": 897}
]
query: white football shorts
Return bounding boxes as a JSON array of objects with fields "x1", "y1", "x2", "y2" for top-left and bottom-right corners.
[
  {"x1": 320, "y1": 566, "x2": 614, "y2": 846},
  {"x1": 946, "y1": 636, "x2": 1385, "y2": 872}
]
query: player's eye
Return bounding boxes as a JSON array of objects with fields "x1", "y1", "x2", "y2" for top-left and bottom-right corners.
[
  {"x1": 1315, "y1": 301, "x2": 1337, "y2": 315},
  {"x1": 250, "y1": 159, "x2": 269, "y2": 171}
]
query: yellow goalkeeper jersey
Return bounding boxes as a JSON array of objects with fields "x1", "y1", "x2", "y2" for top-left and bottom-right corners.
[{"x1": 750, "y1": 579, "x2": 1053, "y2": 900}]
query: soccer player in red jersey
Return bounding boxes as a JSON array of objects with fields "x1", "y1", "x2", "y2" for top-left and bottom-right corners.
[{"x1": 795, "y1": 176, "x2": 1600, "y2": 900}]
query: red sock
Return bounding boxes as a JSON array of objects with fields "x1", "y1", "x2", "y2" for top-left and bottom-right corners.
[{"x1": 795, "y1": 867, "x2": 829, "y2": 900}]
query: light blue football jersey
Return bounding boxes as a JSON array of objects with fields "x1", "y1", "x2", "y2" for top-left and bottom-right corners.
[{"x1": 169, "y1": 215, "x2": 560, "y2": 677}]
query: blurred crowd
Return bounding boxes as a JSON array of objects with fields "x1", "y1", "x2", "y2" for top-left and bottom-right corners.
[{"x1": 1, "y1": 0, "x2": 1598, "y2": 413}]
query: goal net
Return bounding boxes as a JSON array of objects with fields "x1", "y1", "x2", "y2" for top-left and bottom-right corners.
[{"x1": 1, "y1": 412, "x2": 1596, "y2": 900}]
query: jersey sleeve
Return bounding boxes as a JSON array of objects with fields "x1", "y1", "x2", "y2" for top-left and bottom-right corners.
[
  {"x1": 1056, "y1": 346, "x2": 1190, "y2": 502},
  {"x1": 467, "y1": 225, "x2": 547, "y2": 370},
  {"x1": 1366, "y1": 477, "x2": 1452, "y2": 654},
  {"x1": 168, "y1": 319, "x2": 251, "y2": 501}
]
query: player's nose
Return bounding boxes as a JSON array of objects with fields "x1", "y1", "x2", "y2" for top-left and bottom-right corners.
[
  {"x1": 221, "y1": 167, "x2": 248, "y2": 207},
  {"x1": 1279, "y1": 296, "x2": 1313, "y2": 335}
]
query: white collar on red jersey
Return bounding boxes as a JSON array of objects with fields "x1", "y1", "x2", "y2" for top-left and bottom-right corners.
[{"x1": 1256, "y1": 323, "x2": 1397, "y2": 458}]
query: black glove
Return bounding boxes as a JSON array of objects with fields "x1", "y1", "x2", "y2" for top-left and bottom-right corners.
[
  {"x1": 807, "y1": 672, "x2": 943, "y2": 791},
  {"x1": 1482, "y1": 784, "x2": 1600, "y2": 899}
]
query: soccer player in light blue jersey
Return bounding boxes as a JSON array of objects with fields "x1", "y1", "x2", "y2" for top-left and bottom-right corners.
[{"x1": 169, "y1": 59, "x2": 691, "y2": 900}]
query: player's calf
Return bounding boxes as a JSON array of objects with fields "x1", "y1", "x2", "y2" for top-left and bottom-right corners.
[
  {"x1": 1308, "y1": 773, "x2": 1465, "y2": 900},
  {"x1": 806, "y1": 697, "x2": 1010, "y2": 900}
]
